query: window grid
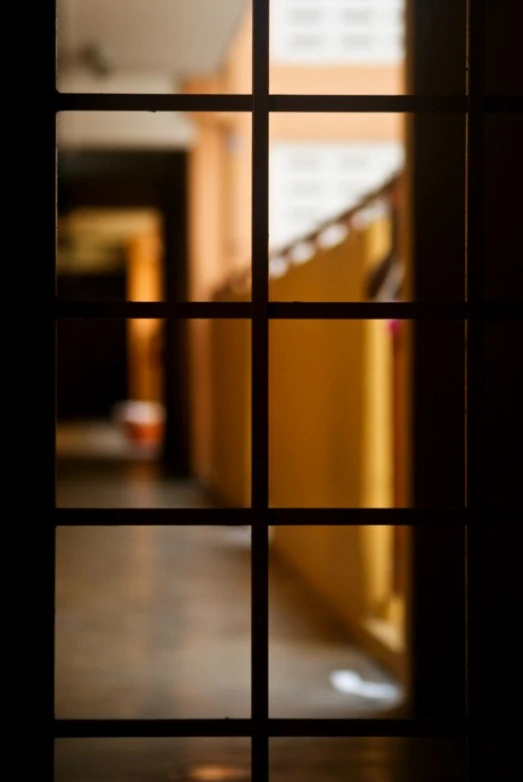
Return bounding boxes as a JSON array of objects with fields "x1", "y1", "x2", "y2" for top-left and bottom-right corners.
[{"x1": 49, "y1": 1, "x2": 502, "y2": 780}]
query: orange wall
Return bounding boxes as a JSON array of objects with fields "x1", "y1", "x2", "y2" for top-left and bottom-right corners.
[
  {"x1": 185, "y1": 118, "x2": 226, "y2": 478},
  {"x1": 209, "y1": 314, "x2": 251, "y2": 507},
  {"x1": 184, "y1": 0, "x2": 411, "y2": 691},
  {"x1": 270, "y1": 64, "x2": 403, "y2": 95},
  {"x1": 126, "y1": 229, "x2": 163, "y2": 403},
  {"x1": 184, "y1": 6, "x2": 403, "y2": 303},
  {"x1": 184, "y1": 5, "x2": 405, "y2": 489},
  {"x1": 207, "y1": 217, "x2": 407, "y2": 678},
  {"x1": 269, "y1": 217, "x2": 393, "y2": 508},
  {"x1": 207, "y1": 217, "x2": 396, "y2": 508},
  {"x1": 187, "y1": 119, "x2": 226, "y2": 302}
]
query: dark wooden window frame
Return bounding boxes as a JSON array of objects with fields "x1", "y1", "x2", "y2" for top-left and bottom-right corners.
[{"x1": 42, "y1": 1, "x2": 518, "y2": 779}]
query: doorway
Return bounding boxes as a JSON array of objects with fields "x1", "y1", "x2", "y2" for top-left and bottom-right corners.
[{"x1": 57, "y1": 150, "x2": 190, "y2": 475}]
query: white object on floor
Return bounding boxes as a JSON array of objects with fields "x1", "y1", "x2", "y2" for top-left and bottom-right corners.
[
  {"x1": 330, "y1": 669, "x2": 401, "y2": 702},
  {"x1": 113, "y1": 400, "x2": 165, "y2": 425}
]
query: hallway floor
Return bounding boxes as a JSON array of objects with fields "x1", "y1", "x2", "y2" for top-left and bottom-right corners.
[
  {"x1": 55, "y1": 738, "x2": 467, "y2": 782},
  {"x1": 56, "y1": 522, "x2": 400, "y2": 719},
  {"x1": 56, "y1": 459, "x2": 456, "y2": 780},
  {"x1": 56, "y1": 458, "x2": 213, "y2": 508}
]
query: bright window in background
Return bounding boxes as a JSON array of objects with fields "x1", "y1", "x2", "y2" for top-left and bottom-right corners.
[
  {"x1": 270, "y1": 0, "x2": 405, "y2": 65},
  {"x1": 269, "y1": 140, "x2": 404, "y2": 250}
]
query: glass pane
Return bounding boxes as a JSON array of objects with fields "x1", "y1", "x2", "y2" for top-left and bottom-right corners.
[
  {"x1": 270, "y1": 525, "x2": 408, "y2": 717},
  {"x1": 56, "y1": 112, "x2": 252, "y2": 302},
  {"x1": 269, "y1": 319, "x2": 465, "y2": 508},
  {"x1": 268, "y1": 113, "x2": 465, "y2": 302},
  {"x1": 55, "y1": 739, "x2": 251, "y2": 782},
  {"x1": 57, "y1": 1, "x2": 252, "y2": 94},
  {"x1": 270, "y1": 0, "x2": 406, "y2": 94},
  {"x1": 56, "y1": 319, "x2": 251, "y2": 508},
  {"x1": 55, "y1": 526, "x2": 252, "y2": 718},
  {"x1": 270, "y1": 319, "x2": 407, "y2": 507},
  {"x1": 270, "y1": 738, "x2": 466, "y2": 781}
]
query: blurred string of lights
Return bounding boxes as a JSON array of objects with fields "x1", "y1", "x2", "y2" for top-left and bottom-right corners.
[{"x1": 215, "y1": 171, "x2": 402, "y2": 299}]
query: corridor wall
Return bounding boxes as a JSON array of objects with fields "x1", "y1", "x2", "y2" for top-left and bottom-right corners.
[
  {"x1": 209, "y1": 312, "x2": 251, "y2": 507},
  {"x1": 207, "y1": 214, "x2": 407, "y2": 678},
  {"x1": 126, "y1": 226, "x2": 164, "y2": 404},
  {"x1": 268, "y1": 217, "x2": 404, "y2": 677}
]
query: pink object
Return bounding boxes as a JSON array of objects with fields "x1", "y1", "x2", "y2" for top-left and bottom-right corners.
[{"x1": 388, "y1": 318, "x2": 401, "y2": 336}]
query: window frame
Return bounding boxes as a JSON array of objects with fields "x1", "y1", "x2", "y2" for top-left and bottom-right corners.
[{"x1": 43, "y1": 0, "x2": 502, "y2": 779}]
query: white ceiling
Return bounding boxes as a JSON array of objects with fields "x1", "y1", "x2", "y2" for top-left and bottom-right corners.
[
  {"x1": 58, "y1": 0, "x2": 250, "y2": 79},
  {"x1": 57, "y1": 109, "x2": 197, "y2": 149}
]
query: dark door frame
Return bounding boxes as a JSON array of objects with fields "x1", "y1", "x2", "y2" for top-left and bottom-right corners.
[{"x1": 29, "y1": 1, "x2": 522, "y2": 781}]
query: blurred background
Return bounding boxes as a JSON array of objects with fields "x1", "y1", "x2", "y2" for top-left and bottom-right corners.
[{"x1": 53, "y1": 2, "x2": 462, "y2": 780}]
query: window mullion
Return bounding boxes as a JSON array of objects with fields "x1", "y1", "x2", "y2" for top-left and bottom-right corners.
[{"x1": 251, "y1": 0, "x2": 271, "y2": 780}]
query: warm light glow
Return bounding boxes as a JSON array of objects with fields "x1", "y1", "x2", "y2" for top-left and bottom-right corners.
[{"x1": 187, "y1": 766, "x2": 248, "y2": 782}]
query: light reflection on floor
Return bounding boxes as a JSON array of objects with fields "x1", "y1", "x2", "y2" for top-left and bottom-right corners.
[{"x1": 54, "y1": 738, "x2": 467, "y2": 781}]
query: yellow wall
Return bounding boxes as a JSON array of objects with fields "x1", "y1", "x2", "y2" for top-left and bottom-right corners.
[
  {"x1": 185, "y1": 5, "x2": 410, "y2": 683},
  {"x1": 208, "y1": 219, "x2": 394, "y2": 509},
  {"x1": 184, "y1": 8, "x2": 403, "y2": 482},
  {"x1": 271, "y1": 525, "x2": 403, "y2": 675},
  {"x1": 187, "y1": 119, "x2": 227, "y2": 302},
  {"x1": 269, "y1": 319, "x2": 365, "y2": 507},
  {"x1": 269, "y1": 217, "x2": 393, "y2": 506},
  {"x1": 206, "y1": 217, "x2": 406, "y2": 678},
  {"x1": 126, "y1": 229, "x2": 163, "y2": 403},
  {"x1": 209, "y1": 314, "x2": 251, "y2": 507},
  {"x1": 267, "y1": 221, "x2": 404, "y2": 676},
  {"x1": 186, "y1": 118, "x2": 227, "y2": 479}
]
